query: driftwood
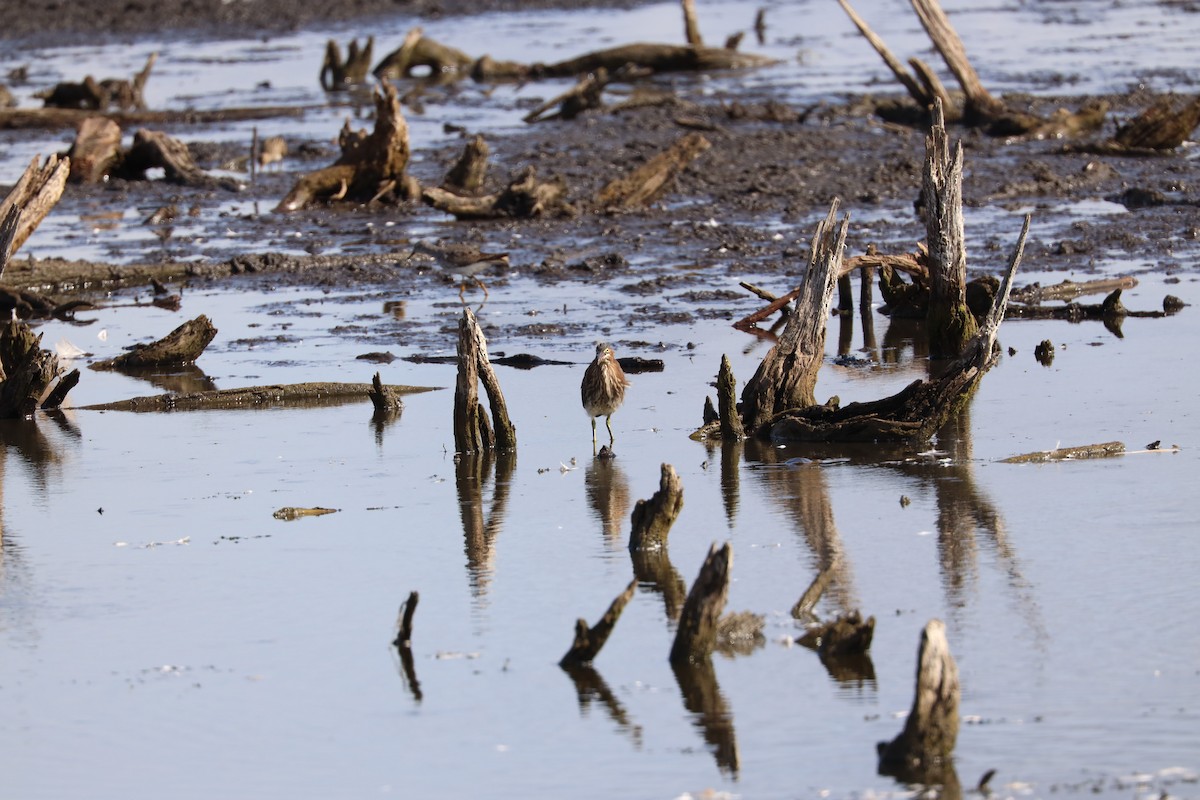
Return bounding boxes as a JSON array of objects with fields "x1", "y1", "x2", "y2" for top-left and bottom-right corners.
[
  {"x1": 118, "y1": 129, "x2": 242, "y2": 191},
  {"x1": 0, "y1": 318, "x2": 65, "y2": 418},
  {"x1": 367, "y1": 371, "x2": 403, "y2": 416},
  {"x1": 35, "y1": 53, "x2": 156, "y2": 112},
  {"x1": 840, "y1": 0, "x2": 1102, "y2": 137},
  {"x1": 792, "y1": 561, "x2": 838, "y2": 619},
  {"x1": 393, "y1": 590, "x2": 419, "y2": 648},
  {"x1": 1069, "y1": 96, "x2": 1200, "y2": 155},
  {"x1": 320, "y1": 37, "x2": 374, "y2": 90},
  {"x1": 1, "y1": 154, "x2": 70, "y2": 260},
  {"x1": 441, "y1": 134, "x2": 489, "y2": 196},
  {"x1": 923, "y1": 99, "x2": 978, "y2": 358},
  {"x1": 595, "y1": 132, "x2": 711, "y2": 211},
  {"x1": 669, "y1": 541, "x2": 732, "y2": 665},
  {"x1": 877, "y1": 619, "x2": 961, "y2": 782},
  {"x1": 78, "y1": 381, "x2": 438, "y2": 412},
  {"x1": 539, "y1": 43, "x2": 775, "y2": 79},
  {"x1": 67, "y1": 117, "x2": 122, "y2": 183},
  {"x1": 628, "y1": 462, "x2": 685, "y2": 551},
  {"x1": 523, "y1": 67, "x2": 626, "y2": 124},
  {"x1": 559, "y1": 578, "x2": 638, "y2": 667},
  {"x1": 373, "y1": 28, "x2": 474, "y2": 81},
  {"x1": 1010, "y1": 275, "x2": 1137, "y2": 305},
  {"x1": 799, "y1": 610, "x2": 875, "y2": 658},
  {"x1": 90, "y1": 315, "x2": 217, "y2": 370},
  {"x1": 740, "y1": 201, "x2": 848, "y2": 431},
  {"x1": 423, "y1": 165, "x2": 565, "y2": 220},
  {"x1": 277, "y1": 81, "x2": 418, "y2": 212},
  {"x1": 453, "y1": 307, "x2": 517, "y2": 453},
  {"x1": 689, "y1": 354, "x2": 744, "y2": 441},
  {"x1": 765, "y1": 215, "x2": 1030, "y2": 443},
  {"x1": 1001, "y1": 441, "x2": 1126, "y2": 464}
]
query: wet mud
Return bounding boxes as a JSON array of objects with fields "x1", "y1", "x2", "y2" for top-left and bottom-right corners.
[{"x1": 2, "y1": 2, "x2": 1197, "y2": 350}]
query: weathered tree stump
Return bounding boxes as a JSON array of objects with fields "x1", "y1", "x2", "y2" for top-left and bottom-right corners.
[
  {"x1": 67, "y1": 117, "x2": 122, "y2": 183},
  {"x1": 119, "y1": 129, "x2": 242, "y2": 191},
  {"x1": 689, "y1": 354, "x2": 744, "y2": 441},
  {"x1": 441, "y1": 134, "x2": 489, "y2": 196},
  {"x1": 670, "y1": 541, "x2": 732, "y2": 665},
  {"x1": 90, "y1": 314, "x2": 217, "y2": 370},
  {"x1": 423, "y1": 165, "x2": 565, "y2": 220},
  {"x1": 923, "y1": 99, "x2": 978, "y2": 358},
  {"x1": 559, "y1": 578, "x2": 638, "y2": 667},
  {"x1": 453, "y1": 307, "x2": 516, "y2": 454},
  {"x1": 800, "y1": 610, "x2": 876, "y2": 657},
  {"x1": 277, "y1": 81, "x2": 418, "y2": 212},
  {"x1": 877, "y1": 619, "x2": 960, "y2": 781},
  {"x1": 0, "y1": 319, "x2": 64, "y2": 418},
  {"x1": 595, "y1": 132, "x2": 711, "y2": 211},
  {"x1": 320, "y1": 37, "x2": 374, "y2": 90},
  {"x1": 367, "y1": 371, "x2": 403, "y2": 417},
  {"x1": 523, "y1": 67, "x2": 614, "y2": 124},
  {"x1": 740, "y1": 201, "x2": 848, "y2": 431},
  {"x1": 763, "y1": 215, "x2": 1030, "y2": 443},
  {"x1": 628, "y1": 462, "x2": 685, "y2": 551}
]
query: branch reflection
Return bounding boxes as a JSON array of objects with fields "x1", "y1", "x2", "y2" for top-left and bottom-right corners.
[
  {"x1": 560, "y1": 662, "x2": 643, "y2": 747},
  {"x1": 672, "y1": 657, "x2": 739, "y2": 776},
  {"x1": 455, "y1": 449, "x2": 516, "y2": 603}
]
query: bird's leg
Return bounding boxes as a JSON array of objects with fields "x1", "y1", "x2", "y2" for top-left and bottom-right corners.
[
  {"x1": 605, "y1": 414, "x2": 615, "y2": 445},
  {"x1": 458, "y1": 281, "x2": 468, "y2": 303},
  {"x1": 591, "y1": 417, "x2": 598, "y2": 454},
  {"x1": 474, "y1": 276, "x2": 489, "y2": 299}
]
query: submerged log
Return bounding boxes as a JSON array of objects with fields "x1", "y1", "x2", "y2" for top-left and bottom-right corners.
[
  {"x1": 595, "y1": 131, "x2": 711, "y2": 211},
  {"x1": 740, "y1": 201, "x2": 848, "y2": 431},
  {"x1": 277, "y1": 81, "x2": 417, "y2": 212},
  {"x1": 628, "y1": 462, "x2": 685, "y2": 551},
  {"x1": 923, "y1": 99, "x2": 978, "y2": 358},
  {"x1": 393, "y1": 590, "x2": 419, "y2": 648},
  {"x1": 90, "y1": 315, "x2": 217, "y2": 370},
  {"x1": 670, "y1": 542, "x2": 733, "y2": 665},
  {"x1": 320, "y1": 37, "x2": 374, "y2": 90},
  {"x1": 559, "y1": 578, "x2": 638, "y2": 667},
  {"x1": 523, "y1": 67, "x2": 614, "y2": 124},
  {"x1": 423, "y1": 165, "x2": 565, "y2": 220},
  {"x1": 373, "y1": 28, "x2": 474, "y2": 81},
  {"x1": 454, "y1": 307, "x2": 516, "y2": 453},
  {"x1": 79, "y1": 381, "x2": 438, "y2": 412},
  {"x1": 540, "y1": 42, "x2": 775, "y2": 79},
  {"x1": 1001, "y1": 441, "x2": 1126, "y2": 464},
  {"x1": 877, "y1": 619, "x2": 960, "y2": 781},
  {"x1": 799, "y1": 610, "x2": 875, "y2": 658}
]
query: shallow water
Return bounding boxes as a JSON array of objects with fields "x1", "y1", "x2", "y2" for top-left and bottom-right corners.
[{"x1": 3, "y1": 1, "x2": 1200, "y2": 798}]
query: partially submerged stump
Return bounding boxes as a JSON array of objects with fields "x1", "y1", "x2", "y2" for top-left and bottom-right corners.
[
  {"x1": 739, "y1": 201, "x2": 848, "y2": 431},
  {"x1": 628, "y1": 462, "x2": 685, "y2": 551},
  {"x1": 689, "y1": 354, "x2": 744, "y2": 441},
  {"x1": 923, "y1": 99, "x2": 978, "y2": 358},
  {"x1": 367, "y1": 371, "x2": 403, "y2": 417},
  {"x1": 277, "y1": 81, "x2": 419, "y2": 212},
  {"x1": 35, "y1": 53, "x2": 156, "y2": 112},
  {"x1": 320, "y1": 37, "x2": 374, "y2": 91},
  {"x1": 453, "y1": 307, "x2": 517, "y2": 453},
  {"x1": 0, "y1": 318, "x2": 66, "y2": 418},
  {"x1": 877, "y1": 619, "x2": 961, "y2": 782},
  {"x1": 670, "y1": 541, "x2": 732, "y2": 666},
  {"x1": 559, "y1": 578, "x2": 638, "y2": 667},
  {"x1": 90, "y1": 315, "x2": 217, "y2": 370},
  {"x1": 373, "y1": 28, "x2": 474, "y2": 81},
  {"x1": 441, "y1": 134, "x2": 489, "y2": 196}
]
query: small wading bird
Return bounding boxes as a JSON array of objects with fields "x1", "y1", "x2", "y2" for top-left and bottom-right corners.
[
  {"x1": 407, "y1": 240, "x2": 510, "y2": 302},
  {"x1": 582, "y1": 342, "x2": 631, "y2": 450},
  {"x1": 257, "y1": 135, "x2": 287, "y2": 170}
]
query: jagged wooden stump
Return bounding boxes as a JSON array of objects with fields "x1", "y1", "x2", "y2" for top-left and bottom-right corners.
[
  {"x1": 559, "y1": 578, "x2": 638, "y2": 666},
  {"x1": 670, "y1": 542, "x2": 732, "y2": 665},
  {"x1": 453, "y1": 307, "x2": 516, "y2": 453},
  {"x1": 628, "y1": 463, "x2": 685, "y2": 551},
  {"x1": 90, "y1": 315, "x2": 217, "y2": 370}
]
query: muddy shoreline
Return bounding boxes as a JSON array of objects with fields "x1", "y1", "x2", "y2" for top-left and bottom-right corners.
[{"x1": 2, "y1": 1, "x2": 1197, "y2": 344}]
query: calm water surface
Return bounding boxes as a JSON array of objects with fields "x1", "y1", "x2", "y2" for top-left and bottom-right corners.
[{"x1": 2, "y1": 0, "x2": 1200, "y2": 797}]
